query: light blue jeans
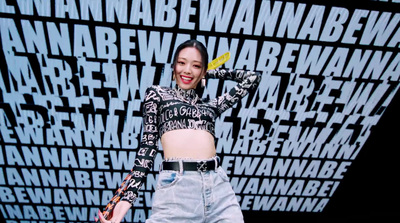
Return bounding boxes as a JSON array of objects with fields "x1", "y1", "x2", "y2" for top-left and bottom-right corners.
[{"x1": 146, "y1": 159, "x2": 244, "y2": 223}]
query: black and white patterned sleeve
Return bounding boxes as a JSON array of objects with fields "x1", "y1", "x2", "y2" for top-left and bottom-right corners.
[
  {"x1": 120, "y1": 86, "x2": 160, "y2": 206},
  {"x1": 206, "y1": 69, "x2": 262, "y2": 115}
]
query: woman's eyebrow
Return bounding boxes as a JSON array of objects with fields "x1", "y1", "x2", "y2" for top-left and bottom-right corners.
[{"x1": 178, "y1": 57, "x2": 202, "y2": 63}]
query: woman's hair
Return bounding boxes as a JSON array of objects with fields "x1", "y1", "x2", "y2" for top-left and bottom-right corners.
[{"x1": 172, "y1": 39, "x2": 209, "y2": 72}]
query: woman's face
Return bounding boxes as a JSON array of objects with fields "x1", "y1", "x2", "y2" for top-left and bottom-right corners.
[{"x1": 174, "y1": 47, "x2": 206, "y2": 90}]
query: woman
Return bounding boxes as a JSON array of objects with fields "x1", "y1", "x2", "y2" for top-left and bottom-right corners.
[{"x1": 96, "y1": 40, "x2": 261, "y2": 223}]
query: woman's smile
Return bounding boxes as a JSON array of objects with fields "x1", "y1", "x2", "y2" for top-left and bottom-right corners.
[{"x1": 180, "y1": 75, "x2": 194, "y2": 84}]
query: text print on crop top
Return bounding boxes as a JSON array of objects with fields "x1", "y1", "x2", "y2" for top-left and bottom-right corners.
[{"x1": 120, "y1": 69, "x2": 262, "y2": 205}]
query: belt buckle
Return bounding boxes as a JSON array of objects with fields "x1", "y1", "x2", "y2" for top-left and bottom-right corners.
[{"x1": 197, "y1": 161, "x2": 208, "y2": 172}]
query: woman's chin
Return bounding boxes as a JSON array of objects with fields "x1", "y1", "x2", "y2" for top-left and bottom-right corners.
[{"x1": 176, "y1": 82, "x2": 197, "y2": 90}]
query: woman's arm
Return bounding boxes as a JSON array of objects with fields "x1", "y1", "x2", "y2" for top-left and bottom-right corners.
[
  {"x1": 98, "y1": 86, "x2": 160, "y2": 223},
  {"x1": 206, "y1": 69, "x2": 262, "y2": 115},
  {"x1": 120, "y1": 86, "x2": 160, "y2": 203}
]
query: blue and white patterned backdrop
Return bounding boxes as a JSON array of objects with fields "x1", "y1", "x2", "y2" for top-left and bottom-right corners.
[{"x1": 0, "y1": 0, "x2": 399, "y2": 222}]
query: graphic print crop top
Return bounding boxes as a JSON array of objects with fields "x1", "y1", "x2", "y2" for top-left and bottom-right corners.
[{"x1": 120, "y1": 69, "x2": 262, "y2": 205}]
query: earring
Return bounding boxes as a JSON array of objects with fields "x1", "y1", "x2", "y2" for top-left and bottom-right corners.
[
  {"x1": 201, "y1": 78, "x2": 206, "y2": 88},
  {"x1": 172, "y1": 73, "x2": 175, "y2": 81}
]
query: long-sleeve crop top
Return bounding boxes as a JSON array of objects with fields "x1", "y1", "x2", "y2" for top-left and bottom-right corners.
[{"x1": 120, "y1": 69, "x2": 262, "y2": 205}]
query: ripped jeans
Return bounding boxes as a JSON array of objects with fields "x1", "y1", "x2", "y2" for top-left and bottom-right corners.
[{"x1": 146, "y1": 158, "x2": 244, "y2": 223}]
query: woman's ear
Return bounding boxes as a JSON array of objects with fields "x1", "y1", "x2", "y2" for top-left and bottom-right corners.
[{"x1": 202, "y1": 70, "x2": 207, "y2": 78}]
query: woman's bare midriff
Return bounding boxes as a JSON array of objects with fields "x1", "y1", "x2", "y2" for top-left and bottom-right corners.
[{"x1": 161, "y1": 129, "x2": 216, "y2": 160}]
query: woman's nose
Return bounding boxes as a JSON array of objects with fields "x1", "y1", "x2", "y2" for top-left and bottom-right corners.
[{"x1": 183, "y1": 64, "x2": 191, "y2": 74}]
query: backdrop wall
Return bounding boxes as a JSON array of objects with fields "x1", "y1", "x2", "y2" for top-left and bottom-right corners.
[{"x1": 0, "y1": 0, "x2": 399, "y2": 222}]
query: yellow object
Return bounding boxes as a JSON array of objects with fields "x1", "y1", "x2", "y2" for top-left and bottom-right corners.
[{"x1": 207, "y1": 52, "x2": 231, "y2": 70}]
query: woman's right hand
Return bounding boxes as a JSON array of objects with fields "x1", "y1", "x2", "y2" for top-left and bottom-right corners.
[
  {"x1": 95, "y1": 201, "x2": 132, "y2": 223},
  {"x1": 95, "y1": 209, "x2": 112, "y2": 223}
]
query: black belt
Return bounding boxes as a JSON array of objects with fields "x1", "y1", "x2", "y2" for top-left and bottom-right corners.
[{"x1": 161, "y1": 158, "x2": 219, "y2": 172}]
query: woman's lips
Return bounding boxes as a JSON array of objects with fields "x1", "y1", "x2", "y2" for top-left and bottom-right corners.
[{"x1": 180, "y1": 75, "x2": 193, "y2": 84}]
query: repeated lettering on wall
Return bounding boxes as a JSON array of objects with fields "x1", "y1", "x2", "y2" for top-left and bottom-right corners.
[{"x1": 0, "y1": 0, "x2": 399, "y2": 222}]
